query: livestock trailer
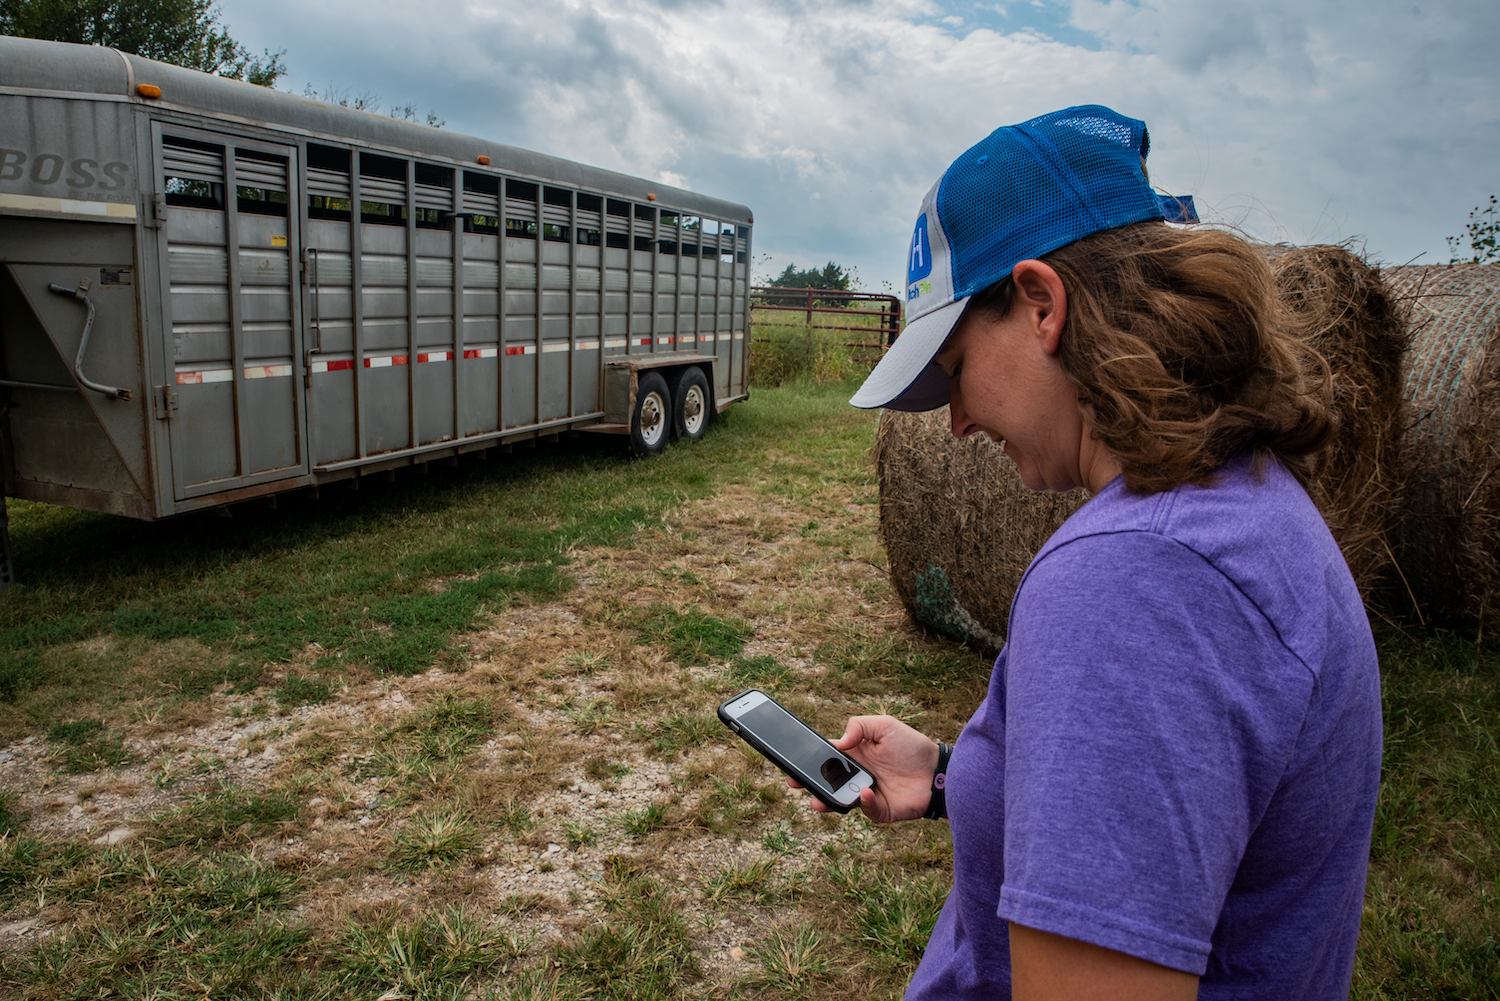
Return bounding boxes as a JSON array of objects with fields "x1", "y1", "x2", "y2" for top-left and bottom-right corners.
[{"x1": 0, "y1": 35, "x2": 753, "y2": 578}]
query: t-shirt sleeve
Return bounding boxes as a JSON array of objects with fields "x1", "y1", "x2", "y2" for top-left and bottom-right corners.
[{"x1": 996, "y1": 530, "x2": 1314, "y2": 974}]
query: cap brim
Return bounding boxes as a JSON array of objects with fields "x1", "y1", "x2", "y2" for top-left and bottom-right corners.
[{"x1": 849, "y1": 296, "x2": 969, "y2": 411}]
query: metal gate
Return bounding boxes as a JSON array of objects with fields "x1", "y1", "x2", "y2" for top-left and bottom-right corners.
[{"x1": 152, "y1": 124, "x2": 307, "y2": 499}]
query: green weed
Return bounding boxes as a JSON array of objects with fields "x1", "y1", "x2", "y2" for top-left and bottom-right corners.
[
  {"x1": 638, "y1": 606, "x2": 751, "y2": 665},
  {"x1": 747, "y1": 920, "x2": 833, "y2": 996},
  {"x1": 852, "y1": 869, "x2": 950, "y2": 974},
  {"x1": 817, "y1": 628, "x2": 985, "y2": 695},
  {"x1": 563, "y1": 820, "x2": 599, "y2": 849},
  {"x1": 334, "y1": 905, "x2": 513, "y2": 995},
  {"x1": 499, "y1": 797, "x2": 536, "y2": 833},
  {"x1": 621, "y1": 802, "x2": 668, "y2": 836},
  {"x1": 649, "y1": 710, "x2": 722, "y2": 754},
  {"x1": 694, "y1": 775, "x2": 779, "y2": 834},
  {"x1": 0, "y1": 792, "x2": 27, "y2": 837},
  {"x1": 47, "y1": 718, "x2": 134, "y2": 773},
  {"x1": 553, "y1": 860, "x2": 696, "y2": 1000},
  {"x1": 273, "y1": 674, "x2": 333, "y2": 707},
  {"x1": 148, "y1": 785, "x2": 299, "y2": 847},
  {"x1": 727, "y1": 654, "x2": 791, "y2": 690},
  {"x1": 704, "y1": 854, "x2": 781, "y2": 905},
  {"x1": 408, "y1": 694, "x2": 497, "y2": 758},
  {"x1": 761, "y1": 822, "x2": 798, "y2": 854},
  {"x1": 584, "y1": 755, "x2": 629, "y2": 780},
  {"x1": 392, "y1": 809, "x2": 480, "y2": 870}
]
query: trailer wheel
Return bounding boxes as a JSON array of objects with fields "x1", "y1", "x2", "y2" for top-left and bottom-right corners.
[
  {"x1": 630, "y1": 371, "x2": 671, "y2": 456},
  {"x1": 670, "y1": 366, "x2": 711, "y2": 443}
]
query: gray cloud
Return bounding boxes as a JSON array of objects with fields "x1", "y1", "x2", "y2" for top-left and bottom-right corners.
[{"x1": 219, "y1": 0, "x2": 1500, "y2": 288}]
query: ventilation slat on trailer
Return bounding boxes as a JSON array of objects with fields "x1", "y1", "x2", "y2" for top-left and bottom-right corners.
[
  {"x1": 308, "y1": 167, "x2": 350, "y2": 198},
  {"x1": 361, "y1": 176, "x2": 405, "y2": 204},
  {"x1": 415, "y1": 184, "x2": 450, "y2": 212},
  {"x1": 462, "y1": 189, "x2": 500, "y2": 215},
  {"x1": 163, "y1": 142, "x2": 223, "y2": 182},
  {"x1": 235, "y1": 153, "x2": 286, "y2": 191}
]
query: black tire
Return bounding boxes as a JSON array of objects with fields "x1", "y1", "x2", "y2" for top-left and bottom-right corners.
[
  {"x1": 630, "y1": 370, "x2": 671, "y2": 457},
  {"x1": 669, "y1": 366, "x2": 711, "y2": 443}
]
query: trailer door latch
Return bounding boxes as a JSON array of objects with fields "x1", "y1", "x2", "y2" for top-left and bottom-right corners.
[{"x1": 155, "y1": 385, "x2": 177, "y2": 420}]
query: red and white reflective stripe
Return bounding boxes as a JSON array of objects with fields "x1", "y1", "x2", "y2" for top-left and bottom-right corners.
[
  {"x1": 603, "y1": 338, "x2": 627, "y2": 349},
  {"x1": 574, "y1": 340, "x2": 600, "y2": 351},
  {"x1": 678, "y1": 335, "x2": 696, "y2": 344},
  {"x1": 505, "y1": 345, "x2": 534, "y2": 356},
  {"x1": 175, "y1": 368, "x2": 232, "y2": 385},
  {"x1": 416, "y1": 351, "x2": 452, "y2": 363},
  {"x1": 657, "y1": 336, "x2": 675, "y2": 345},
  {"x1": 541, "y1": 342, "x2": 569, "y2": 354},
  {"x1": 463, "y1": 347, "x2": 500, "y2": 359},
  {"x1": 365, "y1": 354, "x2": 406, "y2": 369},
  {"x1": 175, "y1": 363, "x2": 294, "y2": 385},
  {"x1": 634, "y1": 337, "x2": 651, "y2": 346},
  {"x1": 733, "y1": 332, "x2": 745, "y2": 340},
  {"x1": 310, "y1": 359, "x2": 355, "y2": 374}
]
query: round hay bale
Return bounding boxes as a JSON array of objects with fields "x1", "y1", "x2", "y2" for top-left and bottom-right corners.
[
  {"x1": 1266, "y1": 245, "x2": 1408, "y2": 593},
  {"x1": 876, "y1": 245, "x2": 1407, "y2": 652},
  {"x1": 874, "y1": 410, "x2": 1086, "y2": 652},
  {"x1": 1381, "y1": 262, "x2": 1500, "y2": 625}
]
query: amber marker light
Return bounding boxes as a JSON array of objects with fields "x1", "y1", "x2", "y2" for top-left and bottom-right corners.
[
  {"x1": 477, "y1": 155, "x2": 490, "y2": 165},
  {"x1": 136, "y1": 84, "x2": 162, "y2": 99},
  {"x1": 646, "y1": 193, "x2": 656, "y2": 201}
]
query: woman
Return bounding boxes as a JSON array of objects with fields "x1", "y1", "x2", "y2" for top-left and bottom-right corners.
[{"x1": 809, "y1": 107, "x2": 1383, "y2": 1000}]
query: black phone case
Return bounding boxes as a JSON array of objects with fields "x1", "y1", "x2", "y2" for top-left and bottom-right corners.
[{"x1": 716, "y1": 688, "x2": 873, "y2": 814}]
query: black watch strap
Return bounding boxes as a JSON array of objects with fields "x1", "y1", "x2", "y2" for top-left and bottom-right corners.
[{"x1": 923, "y1": 741, "x2": 953, "y2": 820}]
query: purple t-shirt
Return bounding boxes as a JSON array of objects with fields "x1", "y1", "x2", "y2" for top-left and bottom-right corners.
[{"x1": 905, "y1": 457, "x2": 1382, "y2": 1000}]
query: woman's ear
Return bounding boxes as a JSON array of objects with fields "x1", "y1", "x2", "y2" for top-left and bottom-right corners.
[{"x1": 1011, "y1": 260, "x2": 1068, "y2": 354}]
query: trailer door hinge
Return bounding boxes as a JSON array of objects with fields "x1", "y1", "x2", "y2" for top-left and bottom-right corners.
[
  {"x1": 155, "y1": 385, "x2": 177, "y2": 420},
  {"x1": 144, "y1": 192, "x2": 166, "y2": 230}
]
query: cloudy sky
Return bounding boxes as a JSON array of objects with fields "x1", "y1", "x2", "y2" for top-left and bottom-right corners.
[{"x1": 219, "y1": 0, "x2": 1499, "y2": 293}]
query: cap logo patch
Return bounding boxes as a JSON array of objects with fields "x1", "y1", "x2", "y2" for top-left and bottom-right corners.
[{"x1": 908, "y1": 213, "x2": 933, "y2": 287}]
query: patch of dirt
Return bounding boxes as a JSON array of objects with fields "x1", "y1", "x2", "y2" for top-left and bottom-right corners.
[{"x1": 0, "y1": 468, "x2": 967, "y2": 990}]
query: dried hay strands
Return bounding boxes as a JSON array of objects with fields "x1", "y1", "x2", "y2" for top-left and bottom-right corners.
[
  {"x1": 1382, "y1": 262, "x2": 1500, "y2": 625},
  {"x1": 876, "y1": 245, "x2": 1407, "y2": 652}
]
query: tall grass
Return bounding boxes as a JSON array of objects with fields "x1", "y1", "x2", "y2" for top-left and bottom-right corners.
[{"x1": 749, "y1": 322, "x2": 884, "y2": 388}]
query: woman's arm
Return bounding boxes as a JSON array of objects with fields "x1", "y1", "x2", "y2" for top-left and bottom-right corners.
[{"x1": 1010, "y1": 923, "x2": 1200, "y2": 1001}]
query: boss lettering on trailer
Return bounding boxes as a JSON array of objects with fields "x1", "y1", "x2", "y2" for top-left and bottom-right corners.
[{"x1": 0, "y1": 149, "x2": 132, "y2": 193}]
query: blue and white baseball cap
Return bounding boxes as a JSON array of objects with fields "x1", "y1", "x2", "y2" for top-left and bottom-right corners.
[{"x1": 851, "y1": 105, "x2": 1168, "y2": 412}]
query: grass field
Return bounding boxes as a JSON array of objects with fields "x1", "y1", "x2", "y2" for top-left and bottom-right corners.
[{"x1": 0, "y1": 373, "x2": 1495, "y2": 999}]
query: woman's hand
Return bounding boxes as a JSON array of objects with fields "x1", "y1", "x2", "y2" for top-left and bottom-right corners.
[{"x1": 788, "y1": 715, "x2": 941, "y2": 823}]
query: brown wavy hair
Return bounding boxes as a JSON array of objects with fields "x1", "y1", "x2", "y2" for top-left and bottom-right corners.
[{"x1": 970, "y1": 222, "x2": 1335, "y2": 493}]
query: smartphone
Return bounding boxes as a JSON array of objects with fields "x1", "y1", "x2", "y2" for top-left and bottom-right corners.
[{"x1": 717, "y1": 689, "x2": 875, "y2": 813}]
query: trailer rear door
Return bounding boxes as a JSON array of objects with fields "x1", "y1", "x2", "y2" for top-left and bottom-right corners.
[{"x1": 152, "y1": 124, "x2": 308, "y2": 499}]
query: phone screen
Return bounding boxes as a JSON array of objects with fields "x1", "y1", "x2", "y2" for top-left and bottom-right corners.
[{"x1": 737, "y1": 698, "x2": 859, "y2": 795}]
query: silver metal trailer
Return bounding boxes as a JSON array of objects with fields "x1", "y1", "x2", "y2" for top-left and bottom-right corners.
[{"x1": 0, "y1": 36, "x2": 752, "y2": 543}]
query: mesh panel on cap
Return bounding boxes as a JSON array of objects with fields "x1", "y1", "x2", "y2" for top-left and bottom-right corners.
[{"x1": 936, "y1": 105, "x2": 1163, "y2": 301}]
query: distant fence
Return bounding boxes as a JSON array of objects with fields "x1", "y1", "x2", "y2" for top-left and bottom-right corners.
[{"x1": 750, "y1": 287, "x2": 903, "y2": 362}]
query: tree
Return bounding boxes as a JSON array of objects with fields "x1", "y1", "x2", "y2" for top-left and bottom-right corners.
[
  {"x1": 0, "y1": 0, "x2": 285, "y2": 86},
  {"x1": 767, "y1": 261, "x2": 856, "y2": 291},
  {"x1": 1447, "y1": 195, "x2": 1499, "y2": 265}
]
